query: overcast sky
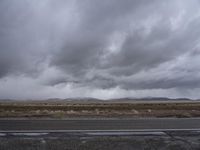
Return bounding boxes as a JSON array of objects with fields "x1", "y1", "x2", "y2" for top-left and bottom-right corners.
[{"x1": 1, "y1": 0, "x2": 200, "y2": 99}]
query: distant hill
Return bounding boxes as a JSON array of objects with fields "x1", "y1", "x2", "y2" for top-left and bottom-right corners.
[
  {"x1": 0, "y1": 97, "x2": 195, "y2": 104},
  {"x1": 119, "y1": 97, "x2": 192, "y2": 101}
]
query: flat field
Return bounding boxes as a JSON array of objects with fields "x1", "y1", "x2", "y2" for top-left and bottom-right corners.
[{"x1": 0, "y1": 101, "x2": 200, "y2": 118}]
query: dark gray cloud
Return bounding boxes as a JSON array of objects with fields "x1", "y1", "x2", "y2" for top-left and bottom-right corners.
[
  {"x1": 0, "y1": 0, "x2": 200, "y2": 99},
  {"x1": 0, "y1": 0, "x2": 52, "y2": 77}
]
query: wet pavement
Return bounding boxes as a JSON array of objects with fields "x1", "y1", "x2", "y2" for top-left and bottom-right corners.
[{"x1": 0, "y1": 131, "x2": 200, "y2": 150}]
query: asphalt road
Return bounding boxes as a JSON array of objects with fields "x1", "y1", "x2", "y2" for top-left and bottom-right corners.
[{"x1": 0, "y1": 118, "x2": 200, "y2": 131}]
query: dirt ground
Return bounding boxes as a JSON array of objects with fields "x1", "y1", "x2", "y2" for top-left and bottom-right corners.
[{"x1": 1, "y1": 101, "x2": 200, "y2": 118}]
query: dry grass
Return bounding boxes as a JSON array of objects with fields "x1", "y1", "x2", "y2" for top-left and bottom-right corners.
[{"x1": 0, "y1": 101, "x2": 200, "y2": 118}]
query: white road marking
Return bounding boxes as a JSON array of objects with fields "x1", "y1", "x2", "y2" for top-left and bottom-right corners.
[{"x1": 1, "y1": 128, "x2": 200, "y2": 133}]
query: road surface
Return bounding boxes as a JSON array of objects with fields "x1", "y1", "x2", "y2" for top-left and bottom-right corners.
[
  {"x1": 0, "y1": 118, "x2": 200, "y2": 132},
  {"x1": 1, "y1": 118, "x2": 200, "y2": 150}
]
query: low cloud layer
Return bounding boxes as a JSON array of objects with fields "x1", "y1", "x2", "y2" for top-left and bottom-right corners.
[{"x1": 1, "y1": 0, "x2": 200, "y2": 99}]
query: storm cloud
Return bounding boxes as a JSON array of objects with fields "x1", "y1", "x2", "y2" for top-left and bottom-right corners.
[{"x1": 1, "y1": 0, "x2": 200, "y2": 99}]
